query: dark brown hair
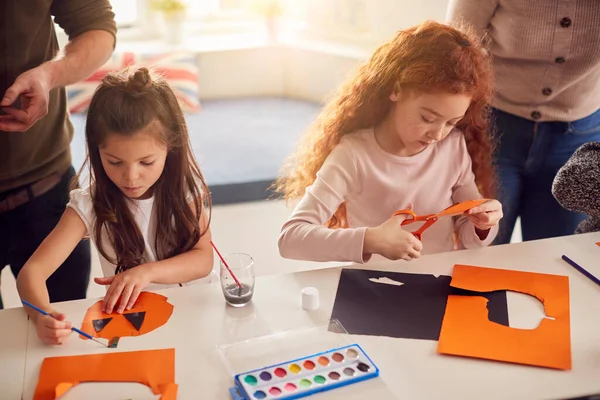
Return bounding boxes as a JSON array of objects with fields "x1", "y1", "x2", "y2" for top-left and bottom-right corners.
[
  {"x1": 77, "y1": 66, "x2": 211, "y2": 272},
  {"x1": 274, "y1": 20, "x2": 495, "y2": 228}
]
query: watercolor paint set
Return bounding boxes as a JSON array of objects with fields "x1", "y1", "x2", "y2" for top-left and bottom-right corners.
[
  {"x1": 219, "y1": 320, "x2": 381, "y2": 400},
  {"x1": 231, "y1": 344, "x2": 378, "y2": 399}
]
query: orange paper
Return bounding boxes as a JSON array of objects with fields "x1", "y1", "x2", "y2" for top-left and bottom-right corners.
[
  {"x1": 33, "y1": 348, "x2": 177, "y2": 400},
  {"x1": 596, "y1": 242, "x2": 599, "y2": 247},
  {"x1": 80, "y1": 292, "x2": 173, "y2": 340},
  {"x1": 437, "y1": 264, "x2": 571, "y2": 370},
  {"x1": 436, "y1": 199, "x2": 488, "y2": 217},
  {"x1": 394, "y1": 199, "x2": 489, "y2": 240}
]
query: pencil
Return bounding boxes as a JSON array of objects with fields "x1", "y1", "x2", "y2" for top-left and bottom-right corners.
[{"x1": 561, "y1": 255, "x2": 600, "y2": 287}]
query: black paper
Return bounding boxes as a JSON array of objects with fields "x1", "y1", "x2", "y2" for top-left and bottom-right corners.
[
  {"x1": 123, "y1": 311, "x2": 146, "y2": 331},
  {"x1": 92, "y1": 317, "x2": 113, "y2": 332},
  {"x1": 330, "y1": 269, "x2": 509, "y2": 341}
]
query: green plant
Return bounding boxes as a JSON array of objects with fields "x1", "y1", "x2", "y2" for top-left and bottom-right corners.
[
  {"x1": 251, "y1": 0, "x2": 284, "y2": 18},
  {"x1": 150, "y1": 0, "x2": 187, "y2": 15}
]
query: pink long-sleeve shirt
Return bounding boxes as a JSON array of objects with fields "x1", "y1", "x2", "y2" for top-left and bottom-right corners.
[{"x1": 278, "y1": 128, "x2": 498, "y2": 263}]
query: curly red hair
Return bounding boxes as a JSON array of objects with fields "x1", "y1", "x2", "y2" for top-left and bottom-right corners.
[{"x1": 274, "y1": 20, "x2": 496, "y2": 228}]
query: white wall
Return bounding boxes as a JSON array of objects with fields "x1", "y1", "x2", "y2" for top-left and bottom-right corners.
[
  {"x1": 195, "y1": 0, "x2": 451, "y2": 102},
  {"x1": 197, "y1": 47, "x2": 285, "y2": 99},
  {"x1": 367, "y1": 0, "x2": 449, "y2": 44},
  {"x1": 281, "y1": 47, "x2": 363, "y2": 103},
  {"x1": 57, "y1": 0, "x2": 453, "y2": 103}
]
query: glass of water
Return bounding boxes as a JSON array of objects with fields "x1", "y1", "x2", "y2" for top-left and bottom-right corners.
[{"x1": 220, "y1": 253, "x2": 255, "y2": 307}]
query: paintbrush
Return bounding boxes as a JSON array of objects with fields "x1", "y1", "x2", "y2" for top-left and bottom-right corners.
[
  {"x1": 211, "y1": 241, "x2": 243, "y2": 293},
  {"x1": 22, "y1": 299, "x2": 110, "y2": 347}
]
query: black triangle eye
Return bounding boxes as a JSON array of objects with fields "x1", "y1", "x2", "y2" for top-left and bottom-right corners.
[
  {"x1": 123, "y1": 311, "x2": 146, "y2": 331},
  {"x1": 92, "y1": 317, "x2": 113, "y2": 332}
]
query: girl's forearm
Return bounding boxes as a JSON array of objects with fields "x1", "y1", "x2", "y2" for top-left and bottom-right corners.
[
  {"x1": 143, "y1": 248, "x2": 214, "y2": 285},
  {"x1": 16, "y1": 265, "x2": 53, "y2": 322}
]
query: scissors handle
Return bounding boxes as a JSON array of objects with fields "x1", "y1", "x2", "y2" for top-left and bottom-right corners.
[
  {"x1": 393, "y1": 209, "x2": 417, "y2": 225},
  {"x1": 392, "y1": 210, "x2": 437, "y2": 240}
]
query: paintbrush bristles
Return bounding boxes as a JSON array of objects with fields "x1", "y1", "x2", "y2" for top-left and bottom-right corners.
[{"x1": 91, "y1": 337, "x2": 110, "y2": 347}]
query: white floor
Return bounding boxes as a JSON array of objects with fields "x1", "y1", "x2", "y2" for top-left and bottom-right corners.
[{"x1": 0, "y1": 200, "x2": 523, "y2": 309}]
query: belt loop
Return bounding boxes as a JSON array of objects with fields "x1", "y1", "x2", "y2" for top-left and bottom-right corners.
[{"x1": 26, "y1": 185, "x2": 35, "y2": 202}]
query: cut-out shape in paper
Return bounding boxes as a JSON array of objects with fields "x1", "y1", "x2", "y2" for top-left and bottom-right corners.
[
  {"x1": 330, "y1": 269, "x2": 508, "y2": 340},
  {"x1": 92, "y1": 317, "x2": 112, "y2": 332},
  {"x1": 124, "y1": 311, "x2": 146, "y2": 331},
  {"x1": 33, "y1": 348, "x2": 177, "y2": 400},
  {"x1": 437, "y1": 264, "x2": 571, "y2": 370},
  {"x1": 80, "y1": 292, "x2": 173, "y2": 340},
  {"x1": 368, "y1": 277, "x2": 405, "y2": 287},
  {"x1": 505, "y1": 291, "x2": 552, "y2": 330}
]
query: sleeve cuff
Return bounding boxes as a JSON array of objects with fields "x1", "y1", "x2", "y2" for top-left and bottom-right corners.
[
  {"x1": 352, "y1": 227, "x2": 371, "y2": 264},
  {"x1": 462, "y1": 223, "x2": 498, "y2": 248}
]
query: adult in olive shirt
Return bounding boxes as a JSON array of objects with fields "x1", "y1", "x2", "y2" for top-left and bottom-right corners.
[{"x1": 0, "y1": 1, "x2": 117, "y2": 308}]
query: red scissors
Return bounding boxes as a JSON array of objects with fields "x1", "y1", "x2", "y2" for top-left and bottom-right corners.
[{"x1": 392, "y1": 199, "x2": 489, "y2": 241}]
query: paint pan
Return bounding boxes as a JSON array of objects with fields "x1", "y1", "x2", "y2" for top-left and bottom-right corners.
[{"x1": 234, "y1": 344, "x2": 378, "y2": 399}]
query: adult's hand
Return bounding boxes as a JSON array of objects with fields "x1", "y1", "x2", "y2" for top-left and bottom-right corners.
[{"x1": 0, "y1": 66, "x2": 52, "y2": 132}]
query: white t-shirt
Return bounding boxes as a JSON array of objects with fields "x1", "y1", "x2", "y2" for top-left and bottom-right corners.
[{"x1": 67, "y1": 187, "x2": 216, "y2": 291}]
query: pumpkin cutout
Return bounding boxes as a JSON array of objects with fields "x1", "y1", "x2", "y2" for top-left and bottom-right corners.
[
  {"x1": 80, "y1": 292, "x2": 173, "y2": 340},
  {"x1": 33, "y1": 348, "x2": 177, "y2": 400}
]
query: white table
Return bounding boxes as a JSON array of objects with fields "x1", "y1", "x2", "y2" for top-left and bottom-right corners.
[
  {"x1": 0, "y1": 306, "x2": 29, "y2": 400},
  {"x1": 15, "y1": 232, "x2": 600, "y2": 399}
]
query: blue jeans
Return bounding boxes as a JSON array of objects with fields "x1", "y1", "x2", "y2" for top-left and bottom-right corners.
[{"x1": 491, "y1": 108, "x2": 600, "y2": 244}]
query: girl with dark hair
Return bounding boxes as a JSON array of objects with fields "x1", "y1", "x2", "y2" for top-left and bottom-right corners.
[{"x1": 17, "y1": 67, "x2": 214, "y2": 345}]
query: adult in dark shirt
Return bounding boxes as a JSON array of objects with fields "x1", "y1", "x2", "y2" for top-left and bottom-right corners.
[{"x1": 0, "y1": 1, "x2": 117, "y2": 308}]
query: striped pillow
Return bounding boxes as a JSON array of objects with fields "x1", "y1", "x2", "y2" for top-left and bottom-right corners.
[{"x1": 66, "y1": 51, "x2": 201, "y2": 114}]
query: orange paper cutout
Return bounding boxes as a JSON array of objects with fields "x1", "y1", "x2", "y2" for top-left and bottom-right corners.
[
  {"x1": 596, "y1": 242, "x2": 599, "y2": 247},
  {"x1": 437, "y1": 265, "x2": 571, "y2": 370},
  {"x1": 34, "y1": 348, "x2": 177, "y2": 400},
  {"x1": 80, "y1": 292, "x2": 173, "y2": 340},
  {"x1": 393, "y1": 199, "x2": 489, "y2": 240}
]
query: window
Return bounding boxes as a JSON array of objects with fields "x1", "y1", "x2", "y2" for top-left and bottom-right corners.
[
  {"x1": 110, "y1": 0, "x2": 139, "y2": 28},
  {"x1": 186, "y1": 1, "x2": 221, "y2": 18},
  {"x1": 105, "y1": 0, "x2": 372, "y2": 49}
]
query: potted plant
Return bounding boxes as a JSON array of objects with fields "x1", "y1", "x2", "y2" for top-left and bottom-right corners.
[
  {"x1": 150, "y1": 0, "x2": 188, "y2": 45},
  {"x1": 251, "y1": 0, "x2": 284, "y2": 42}
]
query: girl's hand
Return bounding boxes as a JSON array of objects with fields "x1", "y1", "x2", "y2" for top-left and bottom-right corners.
[
  {"x1": 364, "y1": 209, "x2": 423, "y2": 261},
  {"x1": 35, "y1": 311, "x2": 72, "y2": 345},
  {"x1": 465, "y1": 199, "x2": 503, "y2": 237},
  {"x1": 95, "y1": 266, "x2": 152, "y2": 314}
]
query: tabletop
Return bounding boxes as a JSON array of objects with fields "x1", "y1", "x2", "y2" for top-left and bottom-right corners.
[{"x1": 5, "y1": 232, "x2": 600, "y2": 400}]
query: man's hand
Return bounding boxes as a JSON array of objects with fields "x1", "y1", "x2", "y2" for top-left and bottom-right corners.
[{"x1": 0, "y1": 66, "x2": 52, "y2": 132}]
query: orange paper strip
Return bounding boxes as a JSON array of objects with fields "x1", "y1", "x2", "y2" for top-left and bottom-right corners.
[
  {"x1": 80, "y1": 292, "x2": 173, "y2": 340},
  {"x1": 33, "y1": 348, "x2": 177, "y2": 400},
  {"x1": 596, "y1": 242, "x2": 599, "y2": 247},
  {"x1": 437, "y1": 264, "x2": 571, "y2": 370},
  {"x1": 436, "y1": 199, "x2": 489, "y2": 217},
  {"x1": 394, "y1": 199, "x2": 491, "y2": 241}
]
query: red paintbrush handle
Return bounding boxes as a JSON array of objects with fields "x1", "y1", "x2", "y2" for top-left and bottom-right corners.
[{"x1": 211, "y1": 241, "x2": 243, "y2": 288}]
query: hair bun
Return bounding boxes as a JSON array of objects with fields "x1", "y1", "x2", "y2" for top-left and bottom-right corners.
[{"x1": 125, "y1": 67, "x2": 152, "y2": 96}]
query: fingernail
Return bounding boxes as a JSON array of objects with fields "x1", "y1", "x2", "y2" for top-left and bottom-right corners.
[{"x1": 117, "y1": 308, "x2": 123, "y2": 314}]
